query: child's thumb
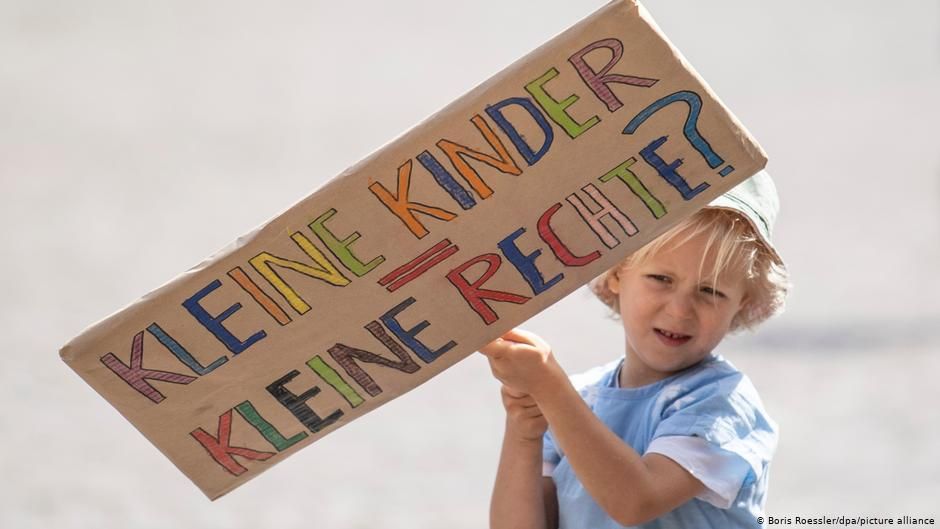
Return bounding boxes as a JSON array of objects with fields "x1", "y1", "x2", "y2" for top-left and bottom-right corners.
[
  {"x1": 502, "y1": 328, "x2": 550, "y2": 352},
  {"x1": 478, "y1": 338, "x2": 505, "y2": 359},
  {"x1": 501, "y1": 328, "x2": 537, "y2": 346}
]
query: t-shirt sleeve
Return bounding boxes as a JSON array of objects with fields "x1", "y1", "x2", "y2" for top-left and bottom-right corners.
[
  {"x1": 651, "y1": 372, "x2": 778, "y2": 505},
  {"x1": 646, "y1": 435, "x2": 751, "y2": 509},
  {"x1": 542, "y1": 427, "x2": 561, "y2": 477}
]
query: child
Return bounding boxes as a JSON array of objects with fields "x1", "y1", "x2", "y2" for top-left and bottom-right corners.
[{"x1": 480, "y1": 170, "x2": 789, "y2": 529}]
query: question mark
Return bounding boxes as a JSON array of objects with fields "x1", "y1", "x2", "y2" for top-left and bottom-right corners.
[{"x1": 623, "y1": 90, "x2": 733, "y2": 176}]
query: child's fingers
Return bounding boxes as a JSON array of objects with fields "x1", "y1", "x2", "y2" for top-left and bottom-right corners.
[
  {"x1": 500, "y1": 328, "x2": 537, "y2": 346},
  {"x1": 500, "y1": 385, "x2": 538, "y2": 407},
  {"x1": 501, "y1": 385, "x2": 530, "y2": 400},
  {"x1": 477, "y1": 337, "x2": 507, "y2": 359},
  {"x1": 501, "y1": 390, "x2": 546, "y2": 425},
  {"x1": 501, "y1": 328, "x2": 551, "y2": 353},
  {"x1": 479, "y1": 328, "x2": 550, "y2": 362}
]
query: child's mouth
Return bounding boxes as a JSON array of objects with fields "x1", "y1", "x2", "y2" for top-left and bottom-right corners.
[{"x1": 654, "y1": 328, "x2": 692, "y2": 346}]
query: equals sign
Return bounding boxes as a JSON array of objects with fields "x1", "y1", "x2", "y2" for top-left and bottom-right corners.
[{"x1": 378, "y1": 239, "x2": 460, "y2": 292}]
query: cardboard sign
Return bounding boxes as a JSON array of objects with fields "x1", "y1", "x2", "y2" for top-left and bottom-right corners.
[{"x1": 60, "y1": 0, "x2": 767, "y2": 499}]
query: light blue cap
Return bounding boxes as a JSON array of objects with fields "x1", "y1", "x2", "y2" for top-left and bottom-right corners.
[{"x1": 707, "y1": 169, "x2": 784, "y2": 266}]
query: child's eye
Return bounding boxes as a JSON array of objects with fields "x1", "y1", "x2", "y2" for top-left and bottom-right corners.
[
  {"x1": 646, "y1": 274, "x2": 670, "y2": 283},
  {"x1": 700, "y1": 286, "x2": 727, "y2": 299}
]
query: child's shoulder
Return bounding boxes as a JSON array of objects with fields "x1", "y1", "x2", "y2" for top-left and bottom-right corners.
[
  {"x1": 683, "y1": 354, "x2": 748, "y2": 387},
  {"x1": 566, "y1": 354, "x2": 762, "y2": 405},
  {"x1": 658, "y1": 355, "x2": 774, "y2": 434},
  {"x1": 694, "y1": 354, "x2": 762, "y2": 397},
  {"x1": 568, "y1": 354, "x2": 743, "y2": 386},
  {"x1": 660, "y1": 354, "x2": 765, "y2": 406}
]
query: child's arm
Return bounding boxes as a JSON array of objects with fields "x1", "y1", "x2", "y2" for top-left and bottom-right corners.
[
  {"x1": 481, "y1": 329, "x2": 707, "y2": 527},
  {"x1": 489, "y1": 385, "x2": 558, "y2": 529}
]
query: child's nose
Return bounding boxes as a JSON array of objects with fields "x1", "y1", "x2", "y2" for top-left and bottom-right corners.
[{"x1": 664, "y1": 292, "x2": 695, "y2": 320}]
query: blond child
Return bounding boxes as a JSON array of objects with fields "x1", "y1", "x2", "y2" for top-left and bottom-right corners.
[{"x1": 480, "y1": 171, "x2": 789, "y2": 529}]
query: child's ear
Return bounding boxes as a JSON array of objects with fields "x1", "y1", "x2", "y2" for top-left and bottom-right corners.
[{"x1": 606, "y1": 269, "x2": 622, "y2": 295}]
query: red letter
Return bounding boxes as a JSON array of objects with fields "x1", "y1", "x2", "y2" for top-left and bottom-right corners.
[
  {"x1": 191, "y1": 409, "x2": 275, "y2": 476},
  {"x1": 537, "y1": 203, "x2": 601, "y2": 267},
  {"x1": 446, "y1": 254, "x2": 530, "y2": 324}
]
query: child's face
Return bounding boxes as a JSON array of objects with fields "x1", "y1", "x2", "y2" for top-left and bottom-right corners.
[{"x1": 607, "y1": 230, "x2": 748, "y2": 384}]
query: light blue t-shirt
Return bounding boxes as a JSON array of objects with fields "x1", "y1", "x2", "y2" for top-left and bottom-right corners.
[{"x1": 543, "y1": 353, "x2": 778, "y2": 529}]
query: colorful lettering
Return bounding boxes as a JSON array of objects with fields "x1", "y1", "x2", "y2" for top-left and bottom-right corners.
[
  {"x1": 377, "y1": 239, "x2": 459, "y2": 292},
  {"x1": 227, "y1": 266, "x2": 292, "y2": 326},
  {"x1": 497, "y1": 228, "x2": 563, "y2": 295},
  {"x1": 309, "y1": 208, "x2": 385, "y2": 278},
  {"x1": 191, "y1": 409, "x2": 275, "y2": 476},
  {"x1": 306, "y1": 356, "x2": 365, "y2": 408},
  {"x1": 537, "y1": 203, "x2": 602, "y2": 267},
  {"x1": 266, "y1": 370, "x2": 344, "y2": 434},
  {"x1": 327, "y1": 321, "x2": 421, "y2": 397},
  {"x1": 249, "y1": 232, "x2": 351, "y2": 315},
  {"x1": 566, "y1": 184, "x2": 638, "y2": 248},
  {"x1": 598, "y1": 157, "x2": 667, "y2": 218},
  {"x1": 437, "y1": 114, "x2": 521, "y2": 199},
  {"x1": 146, "y1": 322, "x2": 227, "y2": 376},
  {"x1": 568, "y1": 38, "x2": 659, "y2": 112},
  {"x1": 445, "y1": 254, "x2": 531, "y2": 325},
  {"x1": 416, "y1": 150, "x2": 477, "y2": 209},
  {"x1": 368, "y1": 159, "x2": 459, "y2": 239},
  {"x1": 525, "y1": 67, "x2": 600, "y2": 139},
  {"x1": 623, "y1": 90, "x2": 728, "y2": 172},
  {"x1": 639, "y1": 136, "x2": 709, "y2": 200},
  {"x1": 183, "y1": 279, "x2": 267, "y2": 355},
  {"x1": 484, "y1": 97, "x2": 554, "y2": 166},
  {"x1": 234, "y1": 400, "x2": 308, "y2": 452},
  {"x1": 379, "y1": 297, "x2": 457, "y2": 363},
  {"x1": 100, "y1": 330, "x2": 197, "y2": 404}
]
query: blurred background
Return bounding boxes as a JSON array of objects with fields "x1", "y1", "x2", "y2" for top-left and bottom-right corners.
[{"x1": 2, "y1": 0, "x2": 938, "y2": 527}]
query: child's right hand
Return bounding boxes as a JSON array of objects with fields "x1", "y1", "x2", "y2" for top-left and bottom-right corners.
[{"x1": 499, "y1": 384, "x2": 548, "y2": 442}]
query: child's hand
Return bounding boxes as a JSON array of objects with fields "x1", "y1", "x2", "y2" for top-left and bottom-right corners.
[
  {"x1": 499, "y1": 385, "x2": 548, "y2": 442},
  {"x1": 479, "y1": 328, "x2": 565, "y2": 398}
]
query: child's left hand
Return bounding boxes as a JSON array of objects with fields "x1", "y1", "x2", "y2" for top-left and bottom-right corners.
[{"x1": 478, "y1": 328, "x2": 565, "y2": 398}]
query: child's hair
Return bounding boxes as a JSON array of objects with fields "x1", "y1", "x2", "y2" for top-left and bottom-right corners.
[{"x1": 589, "y1": 208, "x2": 789, "y2": 332}]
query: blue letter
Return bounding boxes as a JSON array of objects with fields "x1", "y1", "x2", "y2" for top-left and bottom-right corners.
[
  {"x1": 639, "y1": 136, "x2": 709, "y2": 200},
  {"x1": 498, "y1": 228, "x2": 563, "y2": 295},
  {"x1": 485, "y1": 97, "x2": 554, "y2": 166},
  {"x1": 380, "y1": 297, "x2": 456, "y2": 363},
  {"x1": 147, "y1": 322, "x2": 228, "y2": 375},
  {"x1": 416, "y1": 150, "x2": 476, "y2": 210},
  {"x1": 623, "y1": 90, "x2": 725, "y2": 170},
  {"x1": 183, "y1": 279, "x2": 266, "y2": 354}
]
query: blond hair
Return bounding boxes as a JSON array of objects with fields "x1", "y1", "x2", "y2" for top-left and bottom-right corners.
[{"x1": 589, "y1": 208, "x2": 789, "y2": 332}]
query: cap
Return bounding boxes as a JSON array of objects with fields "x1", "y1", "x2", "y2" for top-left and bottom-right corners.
[{"x1": 707, "y1": 169, "x2": 785, "y2": 267}]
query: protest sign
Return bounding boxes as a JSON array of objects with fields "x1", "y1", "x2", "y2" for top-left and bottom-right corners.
[{"x1": 60, "y1": 0, "x2": 767, "y2": 499}]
